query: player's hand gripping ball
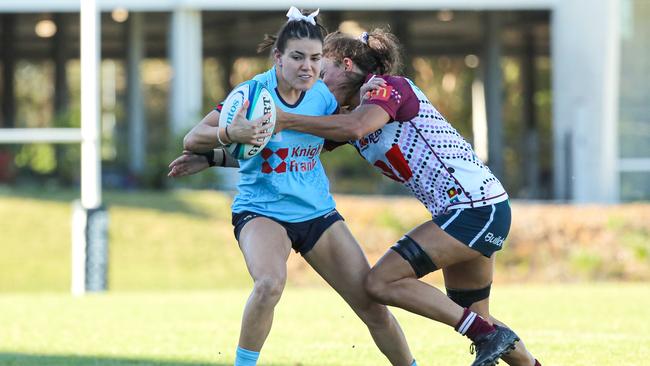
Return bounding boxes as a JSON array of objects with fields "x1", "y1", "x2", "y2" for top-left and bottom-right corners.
[{"x1": 219, "y1": 80, "x2": 276, "y2": 159}]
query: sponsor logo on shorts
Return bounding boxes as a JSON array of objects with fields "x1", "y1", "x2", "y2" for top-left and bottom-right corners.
[
  {"x1": 323, "y1": 210, "x2": 337, "y2": 219},
  {"x1": 484, "y1": 232, "x2": 505, "y2": 247}
]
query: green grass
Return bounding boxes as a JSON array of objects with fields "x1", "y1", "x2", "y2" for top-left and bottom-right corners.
[
  {"x1": 0, "y1": 284, "x2": 649, "y2": 365},
  {"x1": 3, "y1": 187, "x2": 650, "y2": 290},
  {"x1": 0, "y1": 188, "x2": 254, "y2": 291},
  {"x1": 2, "y1": 188, "x2": 649, "y2": 364},
  {"x1": 0, "y1": 187, "x2": 430, "y2": 291}
]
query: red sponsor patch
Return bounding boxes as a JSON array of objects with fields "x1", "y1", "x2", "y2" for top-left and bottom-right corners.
[
  {"x1": 261, "y1": 148, "x2": 273, "y2": 160},
  {"x1": 275, "y1": 161, "x2": 287, "y2": 173},
  {"x1": 369, "y1": 86, "x2": 393, "y2": 102},
  {"x1": 385, "y1": 144, "x2": 413, "y2": 181},
  {"x1": 260, "y1": 147, "x2": 289, "y2": 174},
  {"x1": 276, "y1": 148, "x2": 289, "y2": 160}
]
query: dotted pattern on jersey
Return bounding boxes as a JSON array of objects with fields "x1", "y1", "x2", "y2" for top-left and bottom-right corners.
[{"x1": 355, "y1": 80, "x2": 507, "y2": 217}]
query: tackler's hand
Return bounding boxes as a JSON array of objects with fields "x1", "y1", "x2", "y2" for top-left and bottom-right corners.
[
  {"x1": 168, "y1": 151, "x2": 210, "y2": 177},
  {"x1": 360, "y1": 75, "x2": 387, "y2": 102}
]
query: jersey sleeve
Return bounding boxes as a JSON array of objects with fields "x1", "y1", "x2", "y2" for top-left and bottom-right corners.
[
  {"x1": 362, "y1": 77, "x2": 414, "y2": 120},
  {"x1": 326, "y1": 94, "x2": 338, "y2": 115}
]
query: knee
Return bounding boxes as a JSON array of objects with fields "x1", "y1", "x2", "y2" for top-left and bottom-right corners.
[
  {"x1": 251, "y1": 277, "x2": 285, "y2": 307},
  {"x1": 348, "y1": 287, "x2": 394, "y2": 329},
  {"x1": 364, "y1": 269, "x2": 392, "y2": 305},
  {"x1": 359, "y1": 302, "x2": 394, "y2": 329}
]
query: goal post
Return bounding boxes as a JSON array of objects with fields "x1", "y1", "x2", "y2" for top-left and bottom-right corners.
[
  {"x1": 73, "y1": 0, "x2": 106, "y2": 295},
  {"x1": 0, "y1": 0, "x2": 107, "y2": 295}
]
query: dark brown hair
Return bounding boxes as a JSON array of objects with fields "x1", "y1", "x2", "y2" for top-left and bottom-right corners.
[
  {"x1": 323, "y1": 29, "x2": 402, "y2": 75},
  {"x1": 257, "y1": 10, "x2": 328, "y2": 54},
  {"x1": 323, "y1": 28, "x2": 403, "y2": 105}
]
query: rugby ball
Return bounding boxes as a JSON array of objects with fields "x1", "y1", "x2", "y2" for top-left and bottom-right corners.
[{"x1": 218, "y1": 80, "x2": 276, "y2": 160}]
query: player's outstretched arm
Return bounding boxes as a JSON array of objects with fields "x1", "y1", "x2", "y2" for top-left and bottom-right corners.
[
  {"x1": 168, "y1": 149, "x2": 239, "y2": 178},
  {"x1": 168, "y1": 152, "x2": 209, "y2": 177},
  {"x1": 276, "y1": 104, "x2": 390, "y2": 142},
  {"x1": 183, "y1": 100, "x2": 272, "y2": 153}
]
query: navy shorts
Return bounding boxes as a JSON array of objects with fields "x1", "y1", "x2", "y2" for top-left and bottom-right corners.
[
  {"x1": 231, "y1": 209, "x2": 344, "y2": 255},
  {"x1": 434, "y1": 200, "x2": 511, "y2": 258}
]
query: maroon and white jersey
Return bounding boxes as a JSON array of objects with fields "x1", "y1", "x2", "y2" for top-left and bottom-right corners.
[{"x1": 353, "y1": 75, "x2": 508, "y2": 217}]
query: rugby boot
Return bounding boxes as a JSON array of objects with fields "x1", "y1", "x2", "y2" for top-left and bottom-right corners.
[{"x1": 469, "y1": 325, "x2": 519, "y2": 366}]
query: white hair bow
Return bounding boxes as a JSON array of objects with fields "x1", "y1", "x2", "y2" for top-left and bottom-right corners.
[{"x1": 286, "y1": 6, "x2": 319, "y2": 25}]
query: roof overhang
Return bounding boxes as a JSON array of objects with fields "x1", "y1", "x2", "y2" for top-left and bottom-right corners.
[{"x1": 1, "y1": 0, "x2": 557, "y2": 13}]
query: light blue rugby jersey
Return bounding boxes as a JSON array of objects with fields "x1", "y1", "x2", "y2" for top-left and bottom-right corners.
[{"x1": 231, "y1": 67, "x2": 339, "y2": 222}]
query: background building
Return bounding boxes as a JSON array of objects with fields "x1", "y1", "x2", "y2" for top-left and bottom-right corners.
[{"x1": 0, "y1": 0, "x2": 648, "y2": 202}]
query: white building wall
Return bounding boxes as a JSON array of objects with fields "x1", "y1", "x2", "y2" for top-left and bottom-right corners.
[
  {"x1": 2, "y1": 0, "x2": 630, "y2": 203},
  {"x1": 552, "y1": 0, "x2": 620, "y2": 203},
  {"x1": 169, "y1": 8, "x2": 203, "y2": 135},
  {"x1": 618, "y1": 0, "x2": 650, "y2": 201}
]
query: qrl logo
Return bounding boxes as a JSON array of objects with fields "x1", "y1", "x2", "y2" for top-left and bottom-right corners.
[{"x1": 369, "y1": 86, "x2": 393, "y2": 102}]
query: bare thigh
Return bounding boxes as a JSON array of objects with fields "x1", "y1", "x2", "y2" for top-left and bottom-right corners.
[
  {"x1": 303, "y1": 220, "x2": 372, "y2": 302},
  {"x1": 238, "y1": 217, "x2": 292, "y2": 282},
  {"x1": 407, "y1": 220, "x2": 483, "y2": 270},
  {"x1": 442, "y1": 254, "x2": 495, "y2": 315},
  {"x1": 443, "y1": 254, "x2": 494, "y2": 291}
]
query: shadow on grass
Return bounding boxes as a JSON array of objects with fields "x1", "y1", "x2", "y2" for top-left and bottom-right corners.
[
  {"x1": 0, "y1": 353, "x2": 233, "y2": 366},
  {"x1": 0, "y1": 186, "x2": 219, "y2": 218}
]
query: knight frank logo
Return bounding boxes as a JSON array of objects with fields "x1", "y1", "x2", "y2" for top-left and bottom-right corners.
[
  {"x1": 261, "y1": 144, "x2": 322, "y2": 174},
  {"x1": 261, "y1": 148, "x2": 289, "y2": 173}
]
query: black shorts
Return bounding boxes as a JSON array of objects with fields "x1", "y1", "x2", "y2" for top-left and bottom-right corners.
[
  {"x1": 433, "y1": 200, "x2": 511, "y2": 258},
  {"x1": 231, "y1": 209, "x2": 344, "y2": 255}
]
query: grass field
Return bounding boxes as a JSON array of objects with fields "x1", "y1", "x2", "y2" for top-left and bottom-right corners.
[
  {"x1": 1, "y1": 187, "x2": 649, "y2": 365},
  {"x1": 1, "y1": 284, "x2": 649, "y2": 366},
  {"x1": 3, "y1": 187, "x2": 649, "y2": 292}
]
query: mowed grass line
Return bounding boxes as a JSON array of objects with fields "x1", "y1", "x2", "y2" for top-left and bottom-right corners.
[
  {"x1": 0, "y1": 189, "x2": 253, "y2": 292},
  {"x1": 3, "y1": 187, "x2": 650, "y2": 291},
  {"x1": 0, "y1": 188, "x2": 431, "y2": 292},
  {"x1": 1, "y1": 284, "x2": 649, "y2": 366}
]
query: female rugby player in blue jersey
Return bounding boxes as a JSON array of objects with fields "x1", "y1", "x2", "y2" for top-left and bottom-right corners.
[
  {"x1": 169, "y1": 8, "x2": 417, "y2": 366},
  {"x1": 273, "y1": 30, "x2": 542, "y2": 366}
]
